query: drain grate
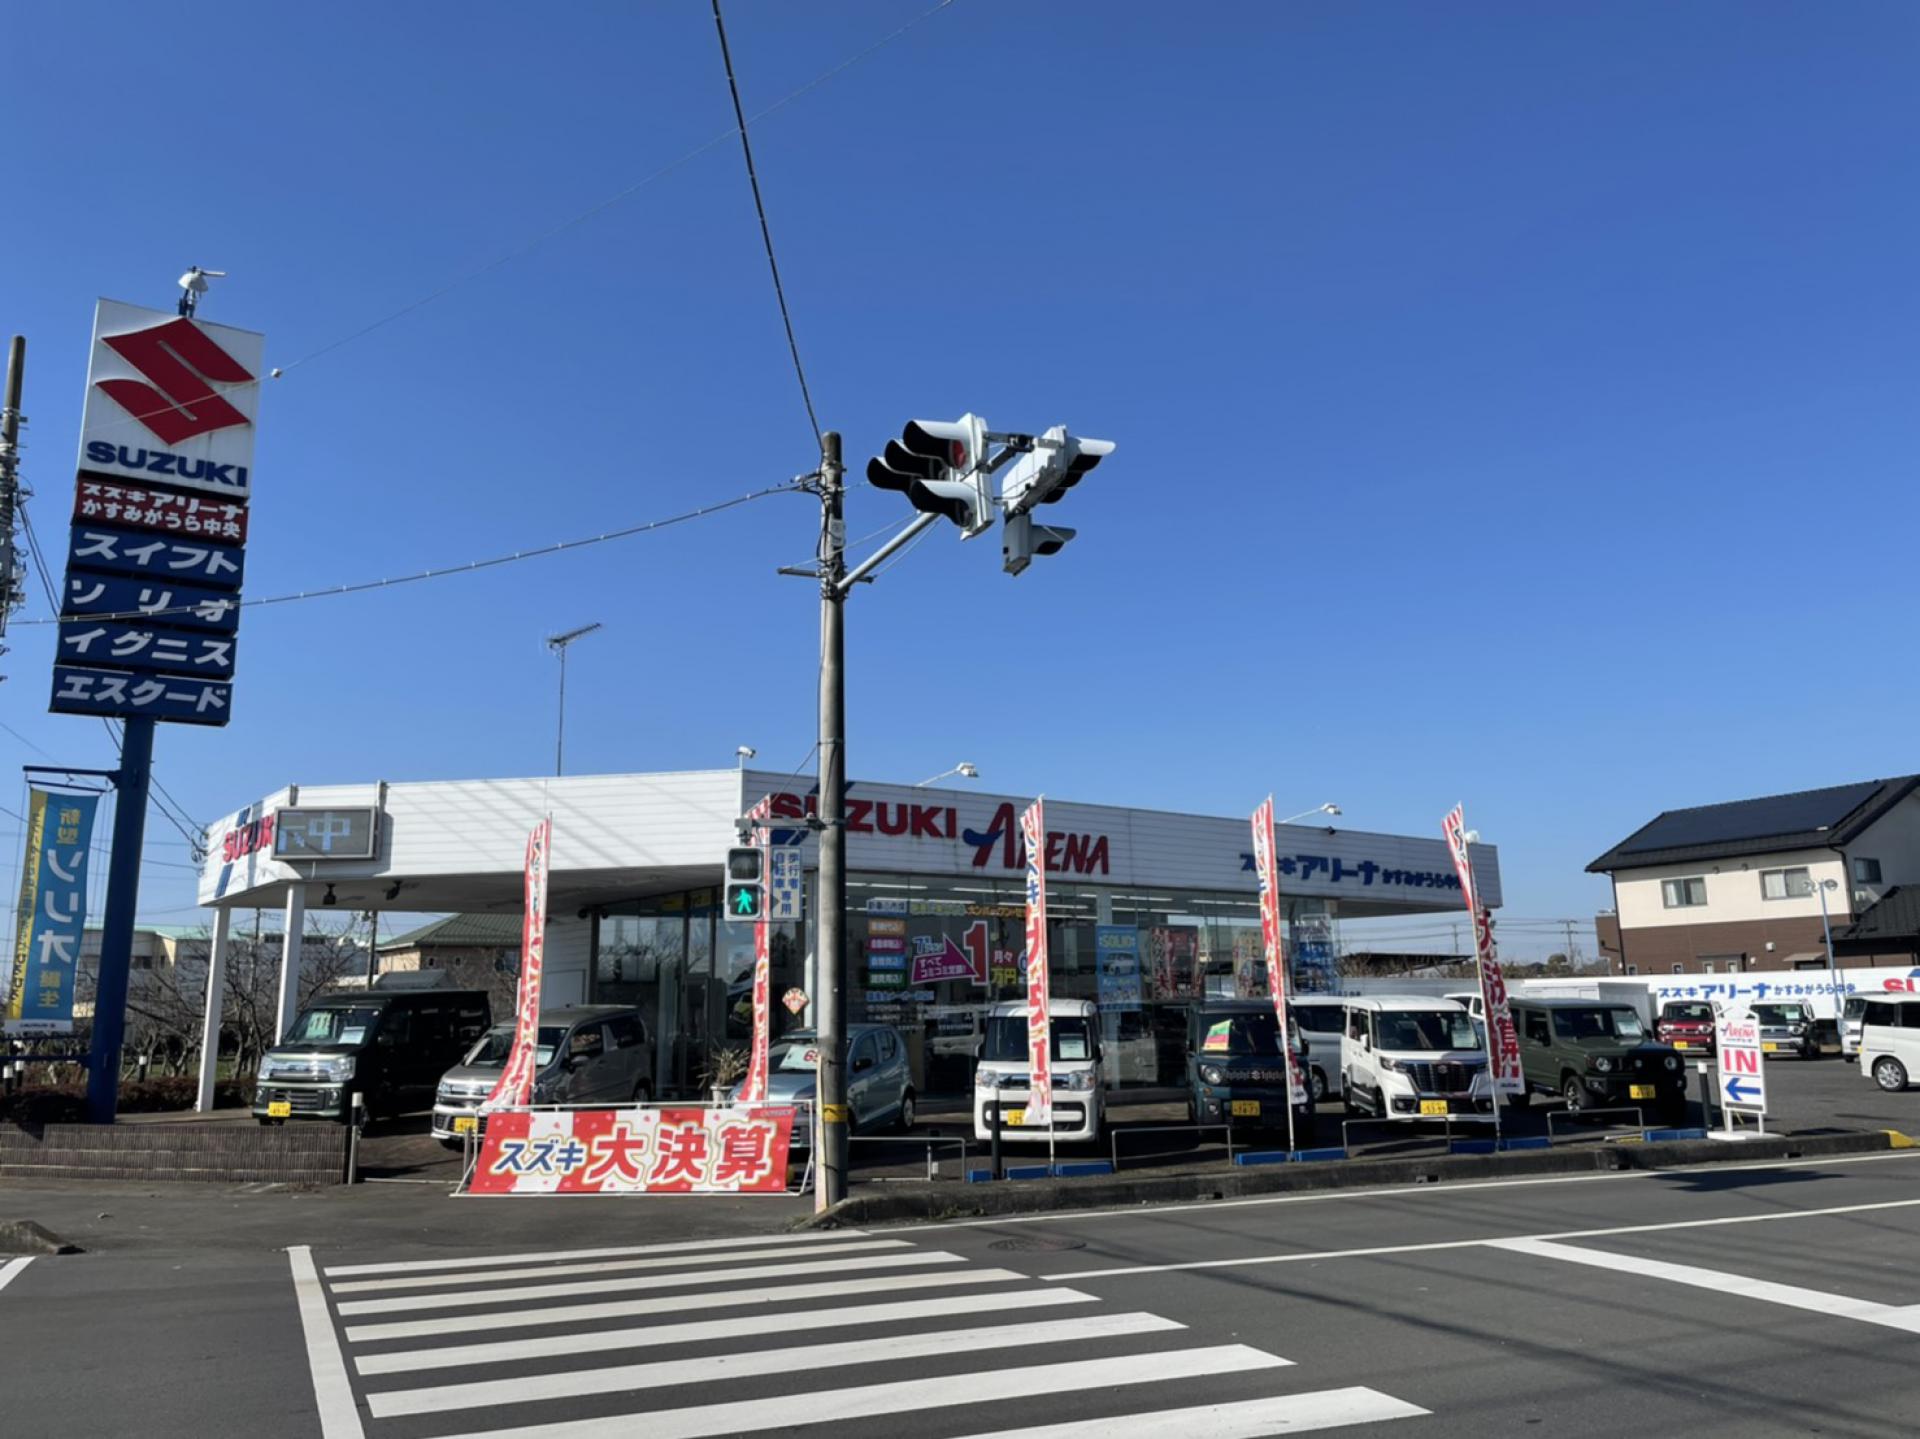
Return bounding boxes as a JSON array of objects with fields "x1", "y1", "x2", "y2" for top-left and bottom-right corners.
[{"x1": 988, "y1": 1235, "x2": 1087, "y2": 1253}]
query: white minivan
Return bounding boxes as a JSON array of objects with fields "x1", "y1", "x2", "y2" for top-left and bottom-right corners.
[
  {"x1": 1342, "y1": 995, "x2": 1494, "y2": 1122},
  {"x1": 1856, "y1": 994, "x2": 1920, "y2": 1092},
  {"x1": 973, "y1": 997, "x2": 1104, "y2": 1143}
]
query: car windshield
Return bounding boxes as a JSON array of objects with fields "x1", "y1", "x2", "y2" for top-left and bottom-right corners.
[
  {"x1": 770, "y1": 1036, "x2": 825, "y2": 1072},
  {"x1": 1550, "y1": 1007, "x2": 1647, "y2": 1042},
  {"x1": 1664, "y1": 1003, "x2": 1714, "y2": 1023},
  {"x1": 1293, "y1": 1005, "x2": 1344, "y2": 1034},
  {"x1": 286, "y1": 1006, "x2": 381, "y2": 1047},
  {"x1": 1374, "y1": 1010, "x2": 1478, "y2": 1051},
  {"x1": 464, "y1": 1026, "x2": 566, "y2": 1068},
  {"x1": 1754, "y1": 1004, "x2": 1808, "y2": 1025},
  {"x1": 1844, "y1": 996, "x2": 1870, "y2": 1020},
  {"x1": 984, "y1": 1016, "x2": 1094, "y2": 1063},
  {"x1": 1196, "y1": 1013, "x2": 1291, "y2": 1056}
]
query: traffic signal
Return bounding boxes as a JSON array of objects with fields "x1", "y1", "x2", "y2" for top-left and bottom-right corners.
[
  {"x1": 998, "y1": 426, "x2": 1115, "y2": 575},
  {"x1": 724, "y1": 846, "x2": 764, "y2": 924},
  {"x1": 866, "y1": 415, "x2": 993, "y2": 537}
]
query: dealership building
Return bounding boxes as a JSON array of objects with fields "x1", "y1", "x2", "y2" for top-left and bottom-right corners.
[{"x1": 196, "y1": 769, "x2": 1500, "y2": 1101}]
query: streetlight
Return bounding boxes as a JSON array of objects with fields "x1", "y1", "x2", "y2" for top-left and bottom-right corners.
[
  {"x1": 736, "y1": 745, "x2": 757, "y2": 772},
  {"x1": 545, "y1": 622, "x2": 603, "y2": 776},
  {"x1": 915, "y1": 762, "x2": 979, "y2": 787},
  {"x1": 1279, "y1": 803, "x2": 1341, "y2": 825}
]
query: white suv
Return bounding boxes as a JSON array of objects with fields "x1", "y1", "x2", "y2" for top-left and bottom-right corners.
[
  {"x1": 1341, "y1": 995, "x2": 1493, "y2": 1122},
  {"x1": 972, "y1": 997, "x2": 1104, "y2": 1143},
  {"x1": 1857, "y1": 994, "x2": 1920, "y2": 1092}
]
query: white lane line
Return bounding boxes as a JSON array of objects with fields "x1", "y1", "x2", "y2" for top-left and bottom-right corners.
[
  {"x1": 948, "y1": 1387, "x2": 1432, "y2": 1437},
  {"x1": 1490, "y1": 1237, "x2": 1920, "y2": 1334},
  {"x1": 328, "y1": 1238, "x2": 906, "y2": 1292},
  {"x1": 324, "y1": 1228, "x2": 861, "y2": 1277},
  {"x1": 368, "y1": 1311, "x2": 1190, "y2": 1418},
  {"x1": 356, "y1": 1285, "x2": 1098, "y2": 1375},
  {"x1": 1048, "y1": 1195, "x2": 1920, "y2": 1280},
  {"x1": 343, "y1": 1266, "x2": 1034, "y2": 1343},
  {"x1": 0, "y1": 1257, "x2": 34, "y2": 1294},
  {"x1": 335, "y1": 1249, "x2": 961, "y2": 1316},
  {"x1": 894, "y1": 1148, "x2": 1920, "y2": 1233},
  {"x1": 435, "y1": 1344, "x2": 1289, "y2": 1439},
  {"x1": 287, "y1": 1246, "x2": 365, "y2": 1439}
]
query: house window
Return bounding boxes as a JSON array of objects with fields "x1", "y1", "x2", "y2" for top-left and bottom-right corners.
[
  {"x1": 1760, "y1": 867, "x2": 1813, "y2": 901},
  {"x1": 1854, "y1": 857, "x2": 1883, "y2": 884},
  {"x1": 1661, "y1": 877, "x2": 1708, "y2": 908},
  {"x1": 1700, "y1": 961, "x2": 1715, "y2": 974},
  {"x1": 1672, "y1": 964, "x2": 1685, "y2": 974},
  {"x1": 1625, "y1": 965, "x2": 1638, "y2": 975}
]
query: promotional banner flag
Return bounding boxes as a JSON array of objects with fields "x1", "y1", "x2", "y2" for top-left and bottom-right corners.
[
  {"x1": 738, "y1": 795, "x2": 774, "y2": 1105},
  {"x1": 1020, "y1": 798, "x2": 1053, "y2": 1127},
  {"x1": 6, "y1": 788, "x2": 100, "y2": 1034},
  {"x1": 1250, "y1": 797, "x2": 1308, "y2": 1116},
  {"x1": 471, "y1": 1105, "x2": 798, "y2": 1195},
  {"x1": 484, "y1": 817, "x2": 552, "y2": 1110},
  {"x1": 1442, "y1": 804, "x2": 1524, "y2": 1097}
]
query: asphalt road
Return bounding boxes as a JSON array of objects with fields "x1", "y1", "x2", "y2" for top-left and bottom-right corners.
[{"x1": 5, "y1": 1149, "x2": 1919, "y2": 1436}]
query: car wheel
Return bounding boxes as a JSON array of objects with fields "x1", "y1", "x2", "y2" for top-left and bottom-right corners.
[
  {"x1": 1874, "y1": 1057, "x2": 1909, "y2": 1093},
  {"x1": 896, "y1": 1090, "x2": 916, "y2": 1132},
  {"x1": 1561, "y1": 1075, "x2": 1586, "y2": 1112},
  {"x1": 1310, "y1": 1066, "x2": 1328, "y2": 1103}
]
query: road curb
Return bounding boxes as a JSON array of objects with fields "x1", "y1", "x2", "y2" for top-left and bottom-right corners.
[
  {"x1": 0, "y1": 1218, "x2": 82, "y2": 1255},
  {"x1": 797, "y1": 1128, "x2": 1900, "y2": 1229}
]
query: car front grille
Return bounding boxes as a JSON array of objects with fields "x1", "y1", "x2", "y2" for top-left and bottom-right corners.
[
  {"x1": 1402, "y1": 1061, "x2": 1480, "y2": 1093},
  {"x1": 1220, "y1": 1067, "x2": 1293, "y2": 1086},
  {"x1": 257, "y1": 1086, "x2": 335, "y2": 1113}
]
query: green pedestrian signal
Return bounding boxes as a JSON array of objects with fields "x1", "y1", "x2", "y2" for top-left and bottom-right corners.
[{"x1": 724, "y1": 846, "x2": 765, "y2": 924}]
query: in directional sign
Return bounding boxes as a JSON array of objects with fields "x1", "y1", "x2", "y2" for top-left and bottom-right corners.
[{"x1": 1715, "y1": 1008, "x2": 1768, "y2": 1114}]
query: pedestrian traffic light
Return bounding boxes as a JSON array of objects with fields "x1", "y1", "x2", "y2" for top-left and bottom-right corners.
[
  {"x1": 866, "y1": 415, "x2": 993, "y2": 537},
  {"x1": 998, "y1": 426, "x2": 1114, "y2": 575},
  {"x1": 724, "y1": 846, "x2": 764, "y2": 924}
]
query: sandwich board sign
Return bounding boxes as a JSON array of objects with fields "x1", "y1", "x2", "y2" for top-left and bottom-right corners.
[{"x1": 1715, "y1": 1004, "x2": 1767, "y2": 1132}]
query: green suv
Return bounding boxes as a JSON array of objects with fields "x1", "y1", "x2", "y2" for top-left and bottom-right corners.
[{"x1": 1508, "y1": 996, "x2": 1688, "y2": 1124}]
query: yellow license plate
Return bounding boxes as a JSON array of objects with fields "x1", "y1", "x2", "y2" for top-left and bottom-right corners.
[
  {"x1": 453, "y1": 1114, "x2": 478, "y2": 1135},
  {"x1": 1762, "y1": 1042, "x2": 1778, "y2": 1052},
  {"x1": 1230, "y1": 1099, "x2": 1261, "y2": 1117},
  {"x1": 1419, "y1": 1099, "x2": 1450, "y2": 1116},
  {"x1": 1002, "y1": 1108, "x2": 1026, "y2": 1127},
  {"x1": 1629, "y1": 1084, "x2": 1656, "y2": 1100},
  {"x1": 1672, "y1": 1040, "x2": 1690, "y2": 1049},
  {"x1": 267, "y1": 1101, "x2": 291, "y2": 1119}
]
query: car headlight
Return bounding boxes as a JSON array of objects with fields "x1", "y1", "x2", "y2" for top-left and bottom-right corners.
[
  {"x1": 1200, "y1": 1064, "x2": 1225, "y2": 1086},
  {"x1": 1592, "y1": 1056, "x2": 1614, "y2": 1073},
  {"x1": 319, "y1": 1056, "x2": 356, "y2": 1083},
  {"x1": 1377, "y1": 1055, "x2": 1401, "y2": 1072},
  {"x1": 1663, "y1": 1055, "x2": 1679, "y2": 1071},
  {"x1": 1058, "y1": 1071, "x2": 1095, "y2": 1092}
]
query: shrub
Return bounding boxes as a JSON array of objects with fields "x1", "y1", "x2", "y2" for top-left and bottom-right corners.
[{"x1": 0, "y1": 1076, "x2": 255, "y2": 1126}]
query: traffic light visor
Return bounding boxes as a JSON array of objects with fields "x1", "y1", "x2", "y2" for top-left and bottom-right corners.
[{"x1": 727, "y1": 847, "x2": 764, "y2": 882}]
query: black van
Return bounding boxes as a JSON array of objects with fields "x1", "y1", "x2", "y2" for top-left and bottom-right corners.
[
  {"x1": 253, "y1": 978, "x2": 491, "y2": 1124},
  {"x1": 1185, "y1": 1001, "x2": 1316, "y2": 1146}
]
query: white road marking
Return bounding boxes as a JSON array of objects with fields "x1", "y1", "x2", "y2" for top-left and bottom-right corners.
[
  {"x1": 334, "y1": 1248, "x2": 961, "y2": 1316},
  {"x1": 323, "y1": 1228, "x2": 859, "y2": 1277},
  {"x1": 947, "y1": 1387, "x2": 1432, "y2": 1437},
  {"x1": 287, "y1": 1246, "x2": 364, "y2": 1439},
  {"x1": 366, "y1": 1311, "x2": 1190, "y2": 1418},
  {"x1": 0, "y1": 1257, "x2": 33, "y2": 1294},
  {"x1": 892, "y1": 1148, "x2": 1920, "y2": 1233},
  {"x1": 343, "y1": 1265, "x2": 1033, "y2": 1343},
  {"x1": 1490, "y1": 1237, "x2": 1920, "y2": 1334},
  {"x1": 1049, "y1": 1196, "x2": 1920, "y2": 1279},
  {"x1": 435, "y1": 1345, "x2": 1290, "y2": 1439},
  {"x1": 354, "y1": 1285, "x2": 1098, "y2": 1375},
  {"x1": 328, "y1": 1237, "x2": 905, "y2": 1292}
]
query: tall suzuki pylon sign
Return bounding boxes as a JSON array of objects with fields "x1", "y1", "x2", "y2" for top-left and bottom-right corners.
[{"x1": 53, "y1": 295, "x2": 264, "y2": 1122}]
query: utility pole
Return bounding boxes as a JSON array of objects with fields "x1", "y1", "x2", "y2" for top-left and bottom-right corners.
[
  {"x1": 0, "y1": 336, "x2": 24, "y2": 677},
  {"x1": 814, "y1": 431, "x2": 849, "y2": 1210}
]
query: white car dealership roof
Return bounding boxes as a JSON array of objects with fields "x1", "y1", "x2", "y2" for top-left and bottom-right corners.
[{"x1": 199, "y1": 767, "x2": 1501, "y2": 920}]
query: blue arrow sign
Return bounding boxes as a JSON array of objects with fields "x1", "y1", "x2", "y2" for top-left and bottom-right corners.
[{"x1": 1724, "y1": 1075, "x2": 1762, "y2": 1103}]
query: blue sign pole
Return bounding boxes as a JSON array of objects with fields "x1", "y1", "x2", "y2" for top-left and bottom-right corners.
[{"x1": 84, "y1": 715, "x2": 154, "y2": 1124}]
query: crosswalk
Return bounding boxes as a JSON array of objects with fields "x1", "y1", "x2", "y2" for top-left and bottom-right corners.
[{"x1": 293, "y1": 1228, "x2": 1430, "y2": 1437}]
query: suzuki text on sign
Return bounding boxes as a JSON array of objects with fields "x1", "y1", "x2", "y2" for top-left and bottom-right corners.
[{"x1": 471, "y1": 1106, "x2": 797, "y2": 1194}]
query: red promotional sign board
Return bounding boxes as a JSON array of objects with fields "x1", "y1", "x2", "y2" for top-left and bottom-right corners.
[
  {"x1": 470, "y1": 1106, "x2": 798, "y2": 1195},
  {"x1": 738, "y1": 795, "x2": 774, "y2": 1104},
  {"x1": 1442, "y1": 804, "x2": 1525, "y2": 1097},
  {"x1": 1250, "y1": 797, "x2": 1308, "y2": 1110},
  {"x1": 483, "y1": 818, "x2": 551, "y2": 1111},
  {"x1": 1021, "y1": 798, "x2": 1053, "y2": 1127}
]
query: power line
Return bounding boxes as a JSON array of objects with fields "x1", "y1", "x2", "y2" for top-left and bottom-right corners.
[{"x1": 711, "y1": 0, "x2": 822, "y2": 447}]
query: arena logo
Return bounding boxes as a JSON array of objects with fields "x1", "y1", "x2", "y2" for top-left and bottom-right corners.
[{"x1": 764, "y1": 791, "x2": 1111, "y2": 876}]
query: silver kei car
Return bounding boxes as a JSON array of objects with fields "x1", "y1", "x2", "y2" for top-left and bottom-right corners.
[{"x1": 432, "y1": 1005, "x2": 654, "y2": 1147}]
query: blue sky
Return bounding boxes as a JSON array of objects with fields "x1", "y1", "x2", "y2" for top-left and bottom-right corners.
[{"x1": 4, "y1": 2, "x2": 1915, "y2": 954}]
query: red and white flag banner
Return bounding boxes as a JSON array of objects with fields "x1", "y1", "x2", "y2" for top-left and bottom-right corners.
[
  {"x1": 1250, "y1": 797, "x2": 1308, "y2": 1108},
  {"x1": 1021, "y1": 798, "x2": 1053, "y2": 1127},
  {"x1": 1441, "y1": 804, "x2": 1524, "y2": 1096},
  {"x1": 738, "y1": 794, "x2": 775, "y2": 1104},
  {"x1": 471, "y1": 1105, "x2": 797, "y2": 1195},
  {"x1": 483, "y1": 817, "x2": 551, "y2": 1111}
]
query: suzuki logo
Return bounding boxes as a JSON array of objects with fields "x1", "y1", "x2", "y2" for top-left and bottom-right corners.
[{"x1": 97, "y1": 318, "x2": 254, "y2": 446}]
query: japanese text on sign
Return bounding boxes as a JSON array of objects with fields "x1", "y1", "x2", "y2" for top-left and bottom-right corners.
[{"x1": 470, "y1": 1106, "x2": 798, "y2": 1194}]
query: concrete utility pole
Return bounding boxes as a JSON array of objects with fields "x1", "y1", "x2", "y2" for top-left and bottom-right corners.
[
  {"x1": 814, "y1": 431, "x2": 849, "y2": 1209},
  {"x1": 1, "y1": 336, "x2": 24, "y2": 674}
]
